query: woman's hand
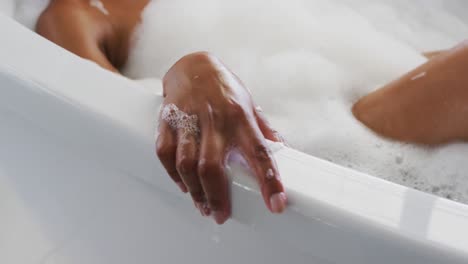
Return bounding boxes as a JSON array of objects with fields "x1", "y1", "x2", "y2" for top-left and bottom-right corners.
[{"x1": 156, "y1": 52, "x2": 287, "y2": 224}]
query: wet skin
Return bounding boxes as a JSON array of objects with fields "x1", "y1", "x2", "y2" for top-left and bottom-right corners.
[
  {"x1": 353, "y1": 43, "x2": 468, "y2": 145},
  {"x1": 36, "y1": 0, "x2": 468, "y2": 224}
]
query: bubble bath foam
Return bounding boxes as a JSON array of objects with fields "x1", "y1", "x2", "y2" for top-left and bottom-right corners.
[
  {"x1": 123, "y1": 0, "x2": 468, "y2": 204},
  {"x1": 11, "y1": 0, "x2": 468, "y2": 204}
]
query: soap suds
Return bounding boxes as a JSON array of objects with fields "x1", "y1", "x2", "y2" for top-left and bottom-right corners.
[
  {"x1": 160, "y1": 104, "x2": 200, "y2": 136},
  {"x1": 9, "y1": 0, "x2": 468, "y2": 204},
  {"x1": 124, "y1": 0, "x2": 468, "y2": 204}
]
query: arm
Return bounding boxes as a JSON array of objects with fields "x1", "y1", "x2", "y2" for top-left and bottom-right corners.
[{"x1": 36, "y1": 2, "x2": 119, "y2": 73}]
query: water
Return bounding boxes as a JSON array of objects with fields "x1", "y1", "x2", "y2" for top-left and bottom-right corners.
[{"x1": 7, "y1": 0, "x2": 468, "y2": 204}]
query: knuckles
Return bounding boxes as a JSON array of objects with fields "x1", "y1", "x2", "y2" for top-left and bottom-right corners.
[
  {"x1": 156, "y1": 138, "x2": 176, "y2": 160},
  {"x1": 198, "y1": 160, "x2": 223, "y2": 180},
  {"x1": 227, "y1": 100, "x2": 247, "y2": 118},
  {"x1": 182, "y1": 51, "x2": 215, "y2": 65},
  {"x1": 176, "y1": 156, "x2": 197, "y2": 176}
]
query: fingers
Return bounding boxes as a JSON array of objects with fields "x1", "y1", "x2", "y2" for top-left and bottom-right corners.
[
  {"x1": 198, "y1": 127, "x2": 230, "y2": 225},
  {"x1": 175, "y1": 130, "x2": 210, "y2": 216},
  {"x1": 157, "y1": 102, "x2": 286, "y2": 223},
  {"x1": 156, "y1": 122, "x2": 188, "y2": 193},
  {"x1": 254, "y1": 107, "x2": 288, "y2": 145},
  {"x1": 239, "y1": 123, "x2": 287, "y2": 214}
]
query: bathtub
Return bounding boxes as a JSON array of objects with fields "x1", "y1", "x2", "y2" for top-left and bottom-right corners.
[{"x1": 1, "y1": 13, "x2": 468, "y2": 264}]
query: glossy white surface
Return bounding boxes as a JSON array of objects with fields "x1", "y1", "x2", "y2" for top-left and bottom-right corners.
[{"x1": 1, "y1": 14, "x2": 468, "y2": 264}]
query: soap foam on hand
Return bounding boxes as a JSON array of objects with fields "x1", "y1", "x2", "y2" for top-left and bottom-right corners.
[{"x1": 123, "y1": 0, "x2": 468, "y2": 204}]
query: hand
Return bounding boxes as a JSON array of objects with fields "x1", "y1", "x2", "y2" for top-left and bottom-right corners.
[{"x1": 156, "y1": 52, "x2": 287, "y2": 224}]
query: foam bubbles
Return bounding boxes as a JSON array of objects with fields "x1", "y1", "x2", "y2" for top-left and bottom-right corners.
[
  {"x1": 10, "y1": 0, "x2": 468, "y2": 203},
  {"x1": 124, "y1": 0, "x2": 468, "y2": 204},
  {"x1": 160, "y1": 104, "x2": 200, "y2": 136}
]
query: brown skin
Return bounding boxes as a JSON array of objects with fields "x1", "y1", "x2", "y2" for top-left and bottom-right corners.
[
  {"x1": 36, "y1": 0, "x2": 287, "y2": 225},
  {"x1": 160, "y1": 52, "x2": 286, "y2": 223},
  {"x1": 353, "y1": 42, "x2": 468, "y2": 145},
  {"x1": 36, "y1": 0, "x2": 468, "y2": 223},
  {"x1": 37, "y1": 0, "x2": 149, "y2": 72}
]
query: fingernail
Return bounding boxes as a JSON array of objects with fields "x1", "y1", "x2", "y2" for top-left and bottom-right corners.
[
  {"x1": 213, "y1": 211, "x2": 226, "y2": 225},
  {"x1": 270, "y1": 192, "x2": 287, "y2": 213},
  {"x1": 177, "y1": 182, "x2": 188, "y2": 193},
  {"x1": 203, "y1": 203, "x2": 211, "y2": 216}
]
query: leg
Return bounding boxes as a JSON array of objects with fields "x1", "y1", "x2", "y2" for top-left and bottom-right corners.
[{"x1": 353, "y1": 41, "x2": 468, "y2": 145}]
